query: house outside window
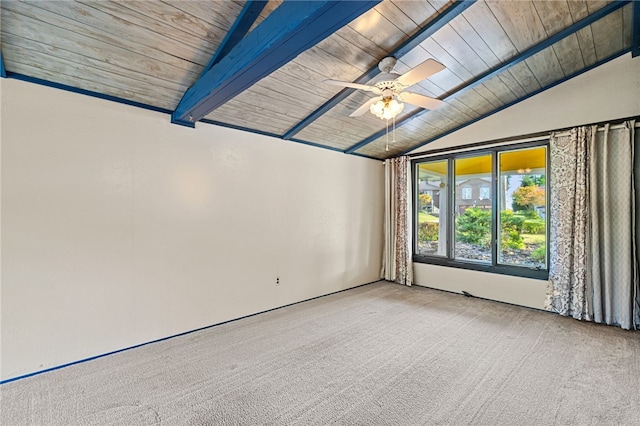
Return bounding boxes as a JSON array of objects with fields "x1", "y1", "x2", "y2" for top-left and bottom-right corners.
[{"x1": 413, "y1": 143, "x2": 548, "y2": 279}]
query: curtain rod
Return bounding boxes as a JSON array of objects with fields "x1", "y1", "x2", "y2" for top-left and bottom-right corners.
[
  {"x1": 552, "y1": 121, "x2": 640, "y2": 138},
  {"x1": 409, "y1": 117, "x2": 639, "y2": 160}
]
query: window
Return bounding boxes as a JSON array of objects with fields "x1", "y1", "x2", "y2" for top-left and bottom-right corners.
[
  {"x1": 455, "y1": 153, "x2": 493, "y2": 264},
  {"x1": 479, "y1": 186, "x2": 490, "y2": 200},
  {"x1": 461, "y1": 187, "x2": 472, "y2": 200},
  {"x1": 498, "y1": 147, "x2": 547, "y2": 270},
  {"x1": 416, "y1": 160, "x2": 448, "y2": 257},
  {"x1": 413, "y1": 143, "x2": 548, "y2": 279}
]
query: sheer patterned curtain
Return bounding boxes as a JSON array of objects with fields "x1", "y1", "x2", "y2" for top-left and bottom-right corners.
[
  {"x1": 381, "y1": 156, "x2": 413, "y2": 286},
  {"x1": 546, "y1": 120, "x2": 639, "y2": 330}
]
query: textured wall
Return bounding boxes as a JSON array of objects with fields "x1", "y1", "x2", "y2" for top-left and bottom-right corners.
[{"x1": 0, "y1": 79, "x2": 384, "y2": 381}]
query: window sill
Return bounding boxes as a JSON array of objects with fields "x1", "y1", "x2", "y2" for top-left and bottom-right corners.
[{"x1": 413, "y1": 254, "x2": 549, "y2": 280}]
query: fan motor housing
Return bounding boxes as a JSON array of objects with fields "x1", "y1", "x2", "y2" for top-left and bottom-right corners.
[{"x1": 371, "y1": 72, "x2": 403, "y2": 91}]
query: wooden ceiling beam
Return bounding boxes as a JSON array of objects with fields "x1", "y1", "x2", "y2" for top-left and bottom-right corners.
[
  {"x1": 633, "y1": 0, "x2": 640, "y2": 58},
  {"x1": 345, "y1": 0, "x2": 631, "y2": 155},
  {"x1": 171, "y1": 0, "x2": 380, "y2": 128},
  {"x1": 281, "y1": 0, "x2": 476, "y2": 141},
  {"x1": 0, "y1": 51, "x2": 6, "y2": 78},
  {"x1": 203, "y1": 1, "x2": 268, "y2": 73}
]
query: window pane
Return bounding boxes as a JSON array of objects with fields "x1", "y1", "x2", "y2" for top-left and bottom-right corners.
[
  {"x1": 416, "y1": 160, "x2": 448, "y2": 256},
  {"x1": 454, "y1": 154, "x2": 492, "y2": 263},
  {"x1": 498, "y1": 146, "x2": 547, "y2": 268}
]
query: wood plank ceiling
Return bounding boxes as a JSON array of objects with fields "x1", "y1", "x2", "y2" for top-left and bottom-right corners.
[{"x1": 1, "y1": 1, "x2": 637, "y2": 160}]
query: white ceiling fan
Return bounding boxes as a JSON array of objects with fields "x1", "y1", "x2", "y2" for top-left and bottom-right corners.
[{"x1": 324, "y1": 57, "x2": 446, "y2": 119}]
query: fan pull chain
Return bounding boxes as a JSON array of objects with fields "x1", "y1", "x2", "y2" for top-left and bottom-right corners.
[
  {"x1": 385, "y1": 119, "x2": 389, "y2": 151},
  {"x1": 392, "y1": 115, "x2": 396, "y2": 144}
]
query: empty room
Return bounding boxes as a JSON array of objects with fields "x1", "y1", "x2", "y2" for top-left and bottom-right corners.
[{"x1": 1, "y1": 0, "x2": 640, "y2": 424}]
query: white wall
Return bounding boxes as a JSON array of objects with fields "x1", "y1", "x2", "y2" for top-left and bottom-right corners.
[
  {"x1": 410, "y1": 53, "x2": 640, "y2": 309},
  {"x1": 0, "y1": 79, "x2": 384, "y2": 381},
  {"x1": 413, "y1": 265, "x2": 547, "y2": 309}
]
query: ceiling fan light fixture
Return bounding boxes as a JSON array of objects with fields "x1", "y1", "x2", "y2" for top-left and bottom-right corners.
[
  {"x1": 370, "y1": 99, "x2": 385, "y2": 117},
  {"x1": 388, "y1": 98, "x2": 404, "y2": 117},
  {"x1": 370, "y1": 97, "x2": 404, "y2": 120}
]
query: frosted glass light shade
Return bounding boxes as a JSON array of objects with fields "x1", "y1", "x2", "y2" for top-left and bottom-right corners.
[{"x1": 370, "y1": 98, "x2": 404, "y2": 120}]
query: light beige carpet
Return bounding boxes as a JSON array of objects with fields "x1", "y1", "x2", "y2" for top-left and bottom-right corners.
[{"x1": 1, "y1": 281, "x2": 639, "y2": 425}]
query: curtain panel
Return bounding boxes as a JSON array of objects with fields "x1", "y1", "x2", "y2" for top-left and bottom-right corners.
[
  {"x1": 381, "y1": 156, "x2": 413, "y2": 286},
  {"x1": 546, "y1": 127, "x2": 590, "y2": 320},
  {"x1": 588, "y1": 121, "x2": 638, "y2": 329},
  {"x1": 546, "y1": 120, "x2": 639, "y2": 330}
]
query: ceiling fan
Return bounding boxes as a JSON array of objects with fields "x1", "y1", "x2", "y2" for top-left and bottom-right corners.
[{"x1": 324, "y1": 57, "x2": 446, "y2": 120}]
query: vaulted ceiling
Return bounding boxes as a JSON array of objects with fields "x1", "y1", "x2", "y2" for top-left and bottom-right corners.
[{"x1": 2, "y1": 1, "x2": 639, "y2": 160}]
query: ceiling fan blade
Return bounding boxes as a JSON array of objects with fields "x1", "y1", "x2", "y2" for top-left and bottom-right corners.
[
  {"x1": 350, "y1": 96, "x2": 382, "y2": 117},
  {"x1": 398, "y1": 92, "x2": 445, "y2": 111},
  {"x1": 395, "y1": 58, "x2": 445, "y2": 88},
  {"x1": 324, "y1": 79, "x2": 378, "y2": 92}
]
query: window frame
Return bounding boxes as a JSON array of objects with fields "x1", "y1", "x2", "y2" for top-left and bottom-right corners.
[{"x1": 412, "y1": 141, "x2": 549, "y2": 280}]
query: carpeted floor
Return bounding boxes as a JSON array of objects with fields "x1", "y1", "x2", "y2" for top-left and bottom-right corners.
[{"x1": 1, "y1": 281, "x2": 639, "y2": 425}]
